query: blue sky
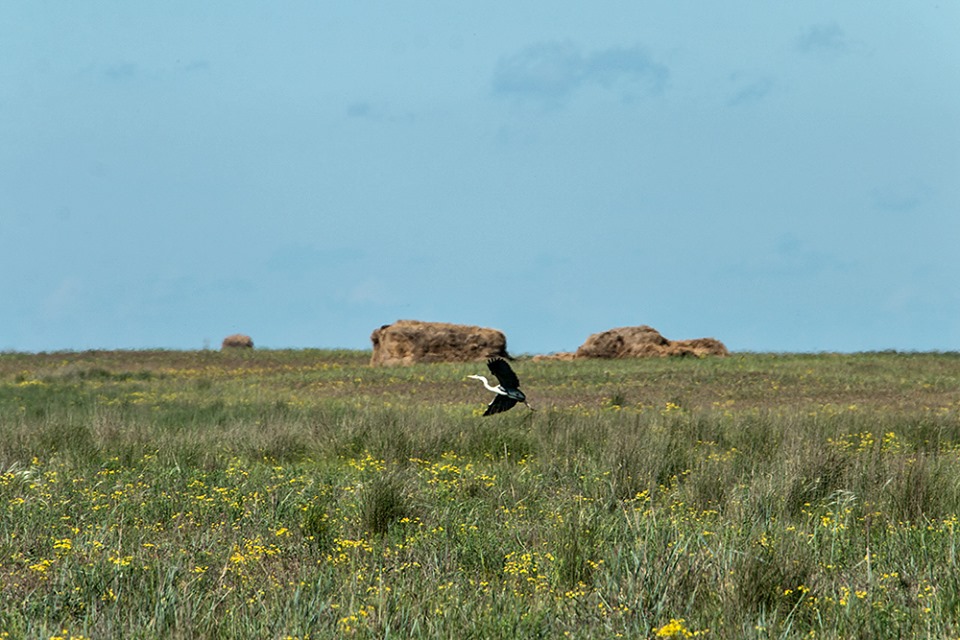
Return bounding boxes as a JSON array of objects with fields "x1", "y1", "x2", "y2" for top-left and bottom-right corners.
[{"x1": 2, "y1": 3, "x2": 958, "y2": 353}]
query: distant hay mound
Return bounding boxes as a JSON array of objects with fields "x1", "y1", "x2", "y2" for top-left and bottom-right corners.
[
  {"x1": 221, "y1": 334, "x2": 254, "y2": 350},
  {"x1": 531, "y1": 352, "x2": 577, "y2": 362},
  {"x1": 576, "y1": 325, "x2": 668, "y2": 359},
  {"x1": 370, "y1": 320, "x2": 509, "y2": 366},
  {"x1": 574, "y1": 325, "x2": 728, "y2": 359},
  {"x1": 669, "y1": 337, "x2": 730, "y2": 357}
]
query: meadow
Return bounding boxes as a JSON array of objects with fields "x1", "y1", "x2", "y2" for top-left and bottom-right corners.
[{"x1": 2, "y1": 348, "x2": 960, "y2": 639}]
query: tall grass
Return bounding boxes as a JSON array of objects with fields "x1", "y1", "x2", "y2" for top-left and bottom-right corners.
[{"x1": 1, "y1": 350, "x2": 960, "y2": 637}]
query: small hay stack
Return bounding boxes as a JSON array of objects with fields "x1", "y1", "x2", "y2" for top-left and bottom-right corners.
[{"x1": 221, "y1": 334, "x2": 254, "y2": 350}]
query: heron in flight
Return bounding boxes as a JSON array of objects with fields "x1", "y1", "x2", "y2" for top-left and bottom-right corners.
[{"x1": 468, "y1": 357, "x2": 534, "y2": 416}]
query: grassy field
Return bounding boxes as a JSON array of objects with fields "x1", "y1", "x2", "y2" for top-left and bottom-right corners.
[{"x1": 2, "y1": 349, "x2": 960, "y2": 639}]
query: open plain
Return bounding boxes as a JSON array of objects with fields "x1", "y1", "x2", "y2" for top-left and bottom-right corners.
[{"x1": 2, "y1": 349, "x2": 960, "y2": 638}]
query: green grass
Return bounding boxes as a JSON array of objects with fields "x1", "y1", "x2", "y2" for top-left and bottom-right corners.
[{"x1": 2, "y1": 349, "x2": 960, "y2": 638}]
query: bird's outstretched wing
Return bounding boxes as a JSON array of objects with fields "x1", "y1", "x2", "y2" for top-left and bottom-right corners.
[
  {"x1": 486, "y1": 357, "x2": 520, "y2": 389},
  {"x1": 484, "y1": 393, "x2": 519, "y2": 416}
]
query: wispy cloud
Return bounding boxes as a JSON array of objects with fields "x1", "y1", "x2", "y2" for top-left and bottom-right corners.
[
  {"x1": 179, "y1": 60, "x2": 210, "y2": 73},
  {"x1": 727, "y1": 75, "x2": 775, "y2": 107},
  {"x1": 725, "y1": 234, "x2": 852, "y2": 280},
  {"x1": 347, "y1": 276, "x2": 392, "y2": 305},
  {"x1": 492, "y1": 41, "x2": 667, "y2": 107},
  {"x1": 99, "y1": 59, "x2": 208, "y2": 84},
  {"x1": 103, "y1": 62, "x2": 139, "y2": 82},
  {"x1": 797, "y1": 23, "x2": 848, "y2": 55},
  {"x1": 266, "y1": 244, "x2": 364, "y2": 274},
  {"x1": 872, "y1": 184, "x2": 928, "y2": 212},
  {"x1": 42, "y1": 277, "x2": 84, "y2": 321},
  {"x1": 344, "y1": 100, "x2": 416, "y2": 124},
  {"x1": 347, "y1": 102, "x2": 373, "y2": 118}
]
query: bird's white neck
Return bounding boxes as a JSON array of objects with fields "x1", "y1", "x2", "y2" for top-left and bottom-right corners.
[{"x1": 468, "y1": 375, "x2": 502, "y2": 394}]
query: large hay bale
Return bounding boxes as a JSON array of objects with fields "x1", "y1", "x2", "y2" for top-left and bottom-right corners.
[
  {"x1": 574, "y1": 325, "x2": 728, "y2": 359},
  {"x1": 221, "y1": 334, "x2": 254, "y2": 350},
  {"x1": 370, "y1": 320, "x2": 509, "y2": 366}
]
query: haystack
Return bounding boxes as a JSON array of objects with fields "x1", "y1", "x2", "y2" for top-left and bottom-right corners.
[
  {"x1": 370, "y1": 320, "x2": 509, "y2": 366},
  {"x1": 531, "y1": 352, "x2": 577, "y2": 362},
  {"x1": 574, "y1": 325, "x2": 728, "y2": 359},
  {"x1": 221, "y1": 334, "x2": 254, "y2": 349}
]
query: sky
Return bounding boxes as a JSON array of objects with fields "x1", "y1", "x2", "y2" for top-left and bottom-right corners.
[{"x1": 2, "y1": 3, "x2": 959, "y2": 354}]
